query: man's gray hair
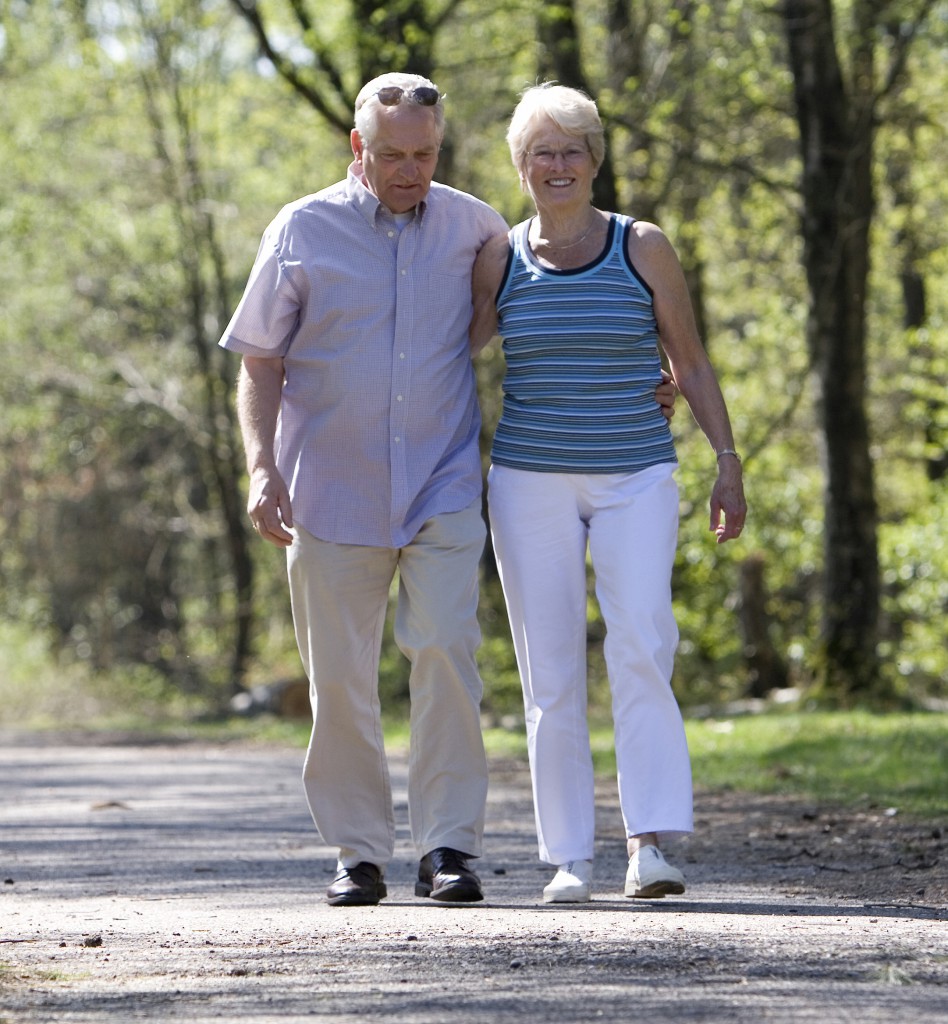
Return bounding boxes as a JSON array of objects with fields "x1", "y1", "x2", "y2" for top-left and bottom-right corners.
[{"x1": 354, "y1": 72, "x2": 445, "y2": 144}]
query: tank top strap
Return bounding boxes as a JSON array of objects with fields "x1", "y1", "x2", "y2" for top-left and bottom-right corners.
[
  {"x1": 609, "y1": 213, "x2": 635, "y2": 260},
  {"x1": 510, "y1": 219, "x2": 532, "y2": 262}
]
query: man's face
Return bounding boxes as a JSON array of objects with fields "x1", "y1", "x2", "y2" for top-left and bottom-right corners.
[{"x1": 351, "y1": 104, "x2": 441, "y2": 214}]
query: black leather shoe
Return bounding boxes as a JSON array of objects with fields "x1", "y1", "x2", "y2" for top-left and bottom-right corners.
[
  {"x1": 415, "y1": 847, "x2": 483, "y2": 902},
  {"x1": 326, "y1": 862, "x2": 387, "y2": 906}
]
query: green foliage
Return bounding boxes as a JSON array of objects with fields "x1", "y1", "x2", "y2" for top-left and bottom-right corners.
[
  {"x1": 0, "y1": 621, "x2": 204, "y2": 730},
  {"x1": 476, "y1": 577, "x2": 524, "y2": 719}
]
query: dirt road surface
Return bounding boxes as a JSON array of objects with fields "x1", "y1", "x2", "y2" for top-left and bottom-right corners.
[{"x1": 1, "y1": 734, "x2": 945, "y2": 1022}]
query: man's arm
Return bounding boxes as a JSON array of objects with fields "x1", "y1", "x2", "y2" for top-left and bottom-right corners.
[{"x1": 237, "y1": 356, "x2": 295, "y2": 548}]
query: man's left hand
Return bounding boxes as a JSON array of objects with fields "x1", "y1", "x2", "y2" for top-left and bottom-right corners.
[{"x1": 656, "y1": 370, "x2": 677, "y2": 420}]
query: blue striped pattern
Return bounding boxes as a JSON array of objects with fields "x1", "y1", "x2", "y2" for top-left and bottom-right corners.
[{"x1": 491, "y1": 214, "x2": 678, "y2": 473}]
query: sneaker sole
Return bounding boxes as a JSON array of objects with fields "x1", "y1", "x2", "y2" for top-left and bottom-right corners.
[
  {"x1": 624, "y1": 879, "x2": 685, "y2": 899},
  {"x1": 543, "y1": 888, "x2": 591, "y2": 903}
]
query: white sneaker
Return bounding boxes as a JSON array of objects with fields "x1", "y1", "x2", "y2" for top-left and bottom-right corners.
[
  {"x1": 624, "y1": 846, "x2": 685, "y2": 899},
  {"x1": 543, "y1": 859, "x2": 593, "y2": 903}
]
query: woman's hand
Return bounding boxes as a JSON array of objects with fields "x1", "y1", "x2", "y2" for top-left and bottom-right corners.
[{"x1": 710, "y1": 455, "x2": 746, "y2": 544}]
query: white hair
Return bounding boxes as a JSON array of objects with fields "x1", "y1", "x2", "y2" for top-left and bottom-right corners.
[
  {"x1": 354, "y1": 72, "x2": 445, "y2": 145},
  {"x1": 506, "y1": 83, "x2": 605, "y2": 174}
]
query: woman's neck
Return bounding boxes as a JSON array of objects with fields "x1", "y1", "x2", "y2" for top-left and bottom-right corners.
[
  {"x1": 530, "y1": 206, "x2": 599, "y2": 250},
  {"x1": 528, "y1": 208, "x2": 607, "y2": 269}
]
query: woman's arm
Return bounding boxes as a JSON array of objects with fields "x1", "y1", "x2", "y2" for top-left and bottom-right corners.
[
  {"x1": 629, "y1": 221, "x2": 747, "y2": 543},
  {"x1": 470, "y1": 233, "x2": 510, "y2": 357}
]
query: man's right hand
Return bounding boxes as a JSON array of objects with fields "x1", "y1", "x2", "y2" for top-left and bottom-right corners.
[
  {"x1": 238, "y1": 356, "x2": 295, "y2": 547},
  {"x1": 248, "y1": 467, "x2": 294, "y2": 548}
]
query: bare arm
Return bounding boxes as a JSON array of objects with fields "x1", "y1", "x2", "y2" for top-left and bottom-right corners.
[
  {"x1": 237, "y1": 356, "x2": 294, "y2": 547},
  {"x1": 629, "y1": 221, "x2": 747, "y2": 543},
  {"x1": 470, "y1": 233, "x2": 509, "y2": 357}
]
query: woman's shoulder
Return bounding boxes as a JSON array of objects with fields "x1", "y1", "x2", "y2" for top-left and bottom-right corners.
[
  {"x1": 624, "y1": 217, "x2": 688, "y2": 298},
  {"x1": 625, "y1": 216, "x2": 668, "y2": 243},
  {"x1": 473, "y1": 230, "x2": 512, "y2": 291},
  {"x1": 625, "y1": 218, "x2": 678, "y2": 269}
]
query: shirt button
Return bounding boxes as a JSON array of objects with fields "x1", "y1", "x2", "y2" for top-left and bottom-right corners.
[
  {"x1": 394, "y1": 437, "x2": 401, "y2": 443},
  {"x1": 401, "y1": 269, "x2": 407, "y2": 276},
  {"x1": 396, "y1": 395, "x2": 403, "y2": 402},
  {"x1": 387, "y1": 230, "x2": 395, "y2": 238},
  {"x1": 399, "y1": 352, "x2": 406, "y2": 359}
]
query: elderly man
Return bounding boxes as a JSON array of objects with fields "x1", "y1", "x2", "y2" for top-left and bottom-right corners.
[{"x1": 220, "y1": 72, "x2": 675, "y2": 907}]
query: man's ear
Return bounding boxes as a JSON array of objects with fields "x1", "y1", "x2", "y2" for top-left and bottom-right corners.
[{"x1": 351, "y1": 129, "x2": 363, "y2": 162}]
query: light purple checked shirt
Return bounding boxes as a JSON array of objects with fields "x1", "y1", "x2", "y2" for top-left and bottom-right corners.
[{"x1": 219, "y1": 164, "x2": 508, "y2": 548}]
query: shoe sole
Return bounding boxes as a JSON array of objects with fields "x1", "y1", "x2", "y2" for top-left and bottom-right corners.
[
  {"x1": 327, "y1": 893, "x2": 385, "y2": 906},
  {"x1": 327, "y1": 883, "x2": 388, "y2": 907},
  {"x1": 543, "y1": 889, "x2": 590, "y2": 903},
  {"x1": 624, "y1": 879, "x2": 685, "y2": 899},
  {"x1": 415, "y1": 881, "x2": 484, "y2": 902}
]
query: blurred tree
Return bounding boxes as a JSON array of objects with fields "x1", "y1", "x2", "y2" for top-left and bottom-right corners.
[
  {"x1": 226, "y1": 0, "x2": 455, "y2": 129},
  {"x1": 131, "y1": 1, "x2": 255, "y2": 692},
  {"x1": 781, "y1": 0, "x2": 940, "y2": 699}
]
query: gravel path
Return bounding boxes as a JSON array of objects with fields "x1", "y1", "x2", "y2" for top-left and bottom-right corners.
[{"x1": 1, "y1": 735, "x2": 945, "y2": 1022}]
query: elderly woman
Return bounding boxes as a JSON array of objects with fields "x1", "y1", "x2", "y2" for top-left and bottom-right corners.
[{"x1": 471, "y1": 84, "x2": 746, "y2": 903}]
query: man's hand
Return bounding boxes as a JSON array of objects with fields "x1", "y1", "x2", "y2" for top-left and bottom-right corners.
[
  {"x1": 656, "y1": 369, "x2": 677, "y2": 421},
  {"x1": 237, "y1": 356, "x2": 295, "y2": 548},
  {"x1": 248, "y1": 467, "x2": 294, "y2": 548}
]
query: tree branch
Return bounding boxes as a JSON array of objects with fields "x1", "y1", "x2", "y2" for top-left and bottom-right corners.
[{"x1": 227, "y1": 0, "x2": 352, "y2": 135}]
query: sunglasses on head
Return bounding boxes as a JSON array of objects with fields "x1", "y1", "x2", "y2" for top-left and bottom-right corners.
[{"x1": 374, "y1": 85, "x2": 441, "y2": 107}]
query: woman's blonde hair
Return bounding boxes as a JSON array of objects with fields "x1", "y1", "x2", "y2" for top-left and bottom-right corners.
[{"x1": 506, "y1": 83, "x2": 605, "y2": 175}]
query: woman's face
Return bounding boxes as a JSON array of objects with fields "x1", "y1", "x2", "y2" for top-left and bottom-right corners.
[{"x1": 520, "y1": 118, "x2": 595, "y2": 211}]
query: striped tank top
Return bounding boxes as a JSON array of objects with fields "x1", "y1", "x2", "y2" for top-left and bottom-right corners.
[{"x1": 490, "y1": 213, "x2": 678, "y2": 473}]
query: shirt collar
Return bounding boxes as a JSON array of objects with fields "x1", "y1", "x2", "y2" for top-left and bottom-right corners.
[{"x1": 346, "y1": 162, "x2": 429, "y2": 230}]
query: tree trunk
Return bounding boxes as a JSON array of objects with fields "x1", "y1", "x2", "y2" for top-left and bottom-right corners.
[
  {"x1": 351, "y1": 0, "x2": 435, "y2": 84},
  {"x1": 782, "y1": 0, "x2": 881, "y2": 697},
  {"x1": 669, "y1": 0, "x2": 709, "y2": 347},
  {"x1": 739, "y1": 556, "x2": 789, "y2": 698}
]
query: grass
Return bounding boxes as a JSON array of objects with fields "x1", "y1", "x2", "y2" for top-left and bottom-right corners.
[
  {"x1": 625, "y1": 710, "x2": 945, "y2": 819},
  {"x1": 480, "y1": 709, "x2": 947, "y2": 820},
  {"x1": 167, "y1": 709, "x2": 947, "y2": 820}
]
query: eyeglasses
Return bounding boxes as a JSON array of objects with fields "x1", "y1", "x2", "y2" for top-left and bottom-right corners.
[
  {"x1": 374, "y1": 86, "x2": 441, "y2": 107},
  {"x1": 526, "y1": 145, "x2": 590, "y2": 166}
]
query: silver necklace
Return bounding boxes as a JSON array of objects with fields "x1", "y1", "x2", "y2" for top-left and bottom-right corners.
[{"x1": 533, "y1": 215, "x2": 597, "y2": 250}]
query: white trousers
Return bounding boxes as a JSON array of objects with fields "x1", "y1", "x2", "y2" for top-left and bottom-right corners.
[
  {"x1": 488, "y1": 463, "x2": 693, "y2": 866},
  {"x1": 287, "y1": 500, "x2": 488, "y2": 870}
]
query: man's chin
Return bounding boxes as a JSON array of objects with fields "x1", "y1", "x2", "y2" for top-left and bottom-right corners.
[{"x1": 388, "y1": 189, "x2": 424, "y2": 213}]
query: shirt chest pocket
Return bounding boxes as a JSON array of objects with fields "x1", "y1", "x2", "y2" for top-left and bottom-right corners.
[{"x1": 413, "y1": 270, "x2": 473, "y2": 340}]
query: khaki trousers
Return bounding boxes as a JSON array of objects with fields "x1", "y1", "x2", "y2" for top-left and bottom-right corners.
[{"x1": 287, "y1": 500, "x2": 488, "y2": 870}]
